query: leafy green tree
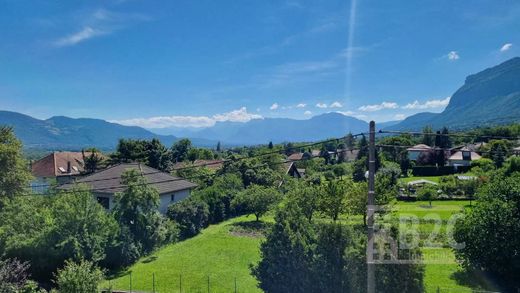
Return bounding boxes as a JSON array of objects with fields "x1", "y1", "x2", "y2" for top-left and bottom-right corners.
[
  {"x1": 52, "y1": 186, "x2": 119, "y2": 264},
  {"x1": 344, "y1": 133, "x2": 355, "y2": 150},
  {"x1": 171, "y1": 138, "x2": 192, "y2": 162},
  {"x1": 268, "y1": 141, "x2": 273, "y2": 149},
  {"x1": 232, "y1": 185, "x2": 281, "y2": 221},
  {"x1": 421, "y1": 125, "x2": 434, "y2": 146},
  {"x1": 193, "y1": 174, "x2": 243, "y2": 223},
  {"x1": 471, "y1": 158, "x2": 495, "y2": 172},
  {"x1": 113, "y1": 169, "x2": 173, "y2": 253},
  {"x1": 0, "y1": 127, "x2": 32, "y2": 202},
  {"x1": 453, "y1": 173, "x2": 520, "y2": 290},
  {"x1": 252, "y1": 205, "x2": 315, "y2": 293},
  {"x1": 318, "y1": 179, "x2": 350, "y2": 221},
  {"x1": 285, "y1": 183, "x2": 319, "y2": 222},
  {"x1": 216, "y1": 141, "x2": 221, "y2": 152},
  {"x1": 417, "y1": 185, "x2": 438, "y2": 206},
  {"x1": 111, "y1": 139, "x2": 148, "y2": 163},
  {"x1": 356, "y1": 135, "x2": 368, "y2": 160},
  {"x1": 145, "y1": 138, "x2": 169, "y2": 171},
  {"x1": 487, "y1": 139, "x2": 509, "y2": 168},
  {"x1": 167, "y1": 198, "x2": 209, "y2": 239},
  {"x1": 54, "y1": 260, "x2": 103, "y2": 293}
]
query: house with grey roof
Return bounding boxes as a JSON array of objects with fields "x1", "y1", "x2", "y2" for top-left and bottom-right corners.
[
  {"x1": 60, "y1": 163, "x2": 197, "y2": 214},
  {"x1": 406, "y1": 144, "x2": 432, "y2": 161}
]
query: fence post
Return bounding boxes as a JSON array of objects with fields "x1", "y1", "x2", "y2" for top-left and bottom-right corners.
[
  {"x1": 234, "y1": 277, "x2": 237, "y2": 293},
  {"x1": 153, "y1": 272, "x2": 156, "y2": 293},
  {"x1": 436, "y1": 286, "x2": 440, "y2": 293},
  {"x1": 207, "y1": 275, "x2": 210, "y2": 293},
  {"x1": 129, "y1": 272, "x2": 132, "y2": 293},
  {"x1": 179, "y1": 274, "x2": 182, "y2": 293}
]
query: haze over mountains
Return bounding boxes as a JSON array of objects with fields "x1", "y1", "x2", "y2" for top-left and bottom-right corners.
[{"x1": 1, "y1": 57, "x2": 519, "y2": 150}]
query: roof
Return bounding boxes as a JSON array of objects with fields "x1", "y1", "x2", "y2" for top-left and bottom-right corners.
[
  {"x1": 60, "y1": 163, "x2": 197, "y2": 194},
  {"x1": 448, "y1": 150, "x2": 482, "y2": 161},
  {"x1": 406, "y1": 144, "x2": 432, "y2": 151},
  {"x1": 513, "y1": 146, "x2": 520, "y2": 151},
  {"x1": 407, "y1": 179, "x2": 438, "y2": 186},
  {"x1": 287, "y1": 153, "x2": 304, "y2": 161},
  {"x1": 172, "y1": 159, "x2": 224, "y2": 171},
  {"x1": 32, "y1": 151, "x2": 92, "y2": 178}
]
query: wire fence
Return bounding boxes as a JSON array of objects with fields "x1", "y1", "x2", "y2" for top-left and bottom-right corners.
[{"x1": 102, "y1": 271, "x2": 249, "y2": 293}]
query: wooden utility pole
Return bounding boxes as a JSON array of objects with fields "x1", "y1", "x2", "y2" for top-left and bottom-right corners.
[{"x1": 367, "y1": 121, "x2": 376, "y2": 293}]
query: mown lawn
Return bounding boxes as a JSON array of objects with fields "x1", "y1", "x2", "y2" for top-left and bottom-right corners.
[
  {"x1": 103, "y1": 201, "x2": 493, "y2": 293},
  {"x1": 102, "y1": 215, "x2": 267, "y2": 293},
  {"x1": 393, "y1": 200, "x2": 497, "y2": 292}
]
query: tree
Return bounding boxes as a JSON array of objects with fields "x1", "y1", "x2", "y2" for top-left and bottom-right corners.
[
  {"x1": 167, "y1": 198, "x2": 209, "y2": 239},
  {"x1": 488, "y1": 139, "x2": 509, "y2": 168},
  {"x1": 0, "y1": 127, "x2": 32, "y2": 202},
  {"x1": 232, "y1": 185, "x2": 281, "y2": 221},
  {"x1": 54, "y1": 260, "x2": 103, "y2": 293},
  {"x1": 113, "y1": 169, "x2": 174, "y2": 253},
  {"x1": 318, "y1": 179, "x2": 350, "y2": 221},
  {"x1": 285, "y1": 183, "x2": 319, "y2": 222},
  {"x1": 82, "y1": 148, "x2": 105, "y2": 174},
  {"x1": 356, "y1": 135, "x2": 368, "y2": 160},
  {"x1": 145, "y1": 138, "x2": 168, "y2": 171},
  {"x1": 216, "y1": 141, "x2": 221, "y2": 152},
  {"x1": 417, "y1": 185, "x2": 438, "y2": 206},
  {"x1": 268, "y1": 141, "x2": 273, "y2": 149},
  {"x1": 453, "y1": 173, "x2": 520, "y2": 290},
  {"x1": 252, "y1": 205, "x2": 315, "y2": 293},
  {"x1": 52, "y1": 186, "x2": 119, "y2": 264},
  {"x1": 170, "y1": 138, "x2": 192, "y2": 162},
  {"x1": 421, "y1": 125, "x2": 434, "y2": 146},
  {"x1": 344, "y1": 133, "x2": 355, "y2": 150},
  {"x1": 111, "y1": 139, "x2": 147, "y2": 163}
]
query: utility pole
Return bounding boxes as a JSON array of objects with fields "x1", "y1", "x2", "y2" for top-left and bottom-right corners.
[{"x1": 367, "y1": 121, "x2": 376, "y2": 293}]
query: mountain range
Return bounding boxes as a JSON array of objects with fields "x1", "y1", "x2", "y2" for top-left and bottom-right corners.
[
  {"x1": 1, "y1": 57, "x2": 519, "y2": 150},
  {"x1": 390, "y1": 57, "x2": 520, "y2": 130}
]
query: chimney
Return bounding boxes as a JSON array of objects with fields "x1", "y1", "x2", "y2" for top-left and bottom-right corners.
[{"x1": 67, "y1": 161, "x2": 72, "y2": 173}]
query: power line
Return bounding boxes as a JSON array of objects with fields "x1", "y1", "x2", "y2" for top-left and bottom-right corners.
[{"x1": 379, "y1": 130, "x2": 520, "y2": 140}]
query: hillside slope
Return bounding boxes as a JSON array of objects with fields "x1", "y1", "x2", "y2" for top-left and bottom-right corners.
[{"x1": 391, "y1": 57, "x2": 520, "y2": 130}]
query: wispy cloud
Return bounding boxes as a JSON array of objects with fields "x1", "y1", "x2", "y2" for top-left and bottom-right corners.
[
  {"x1": 304, "y1": 110, "x2": 312, "y2": 115},
  {"x1": 447, "y1": 51, "x2": 460, "y2": 61},
  {"x1": 54, "y1": 26, "x2": 107, "y2": 47},
  {"x1": 500, "y1": 43, "x2": 513, "y2": 52},
  {"x1": 112, "y1": 107, "x2": 262, "y2": 128},
  {"x1": 394, "y1": 114, "x2": 406, "y2": 120},
  {"x1": 402, "y1": 97, "x2": 450, "y2": 109},
  {"x1": 270, "y1": 103, "x2": 279, "y2": 110},
  {"x1": 296, "y1": 103, "x2": 306, "y2": 108},
  {"x1": 358, "y1": 102, "x2": 398, "y2": 112},
  {"x1": 52, "y1": 8, "x2": 151, "y2": 47}
]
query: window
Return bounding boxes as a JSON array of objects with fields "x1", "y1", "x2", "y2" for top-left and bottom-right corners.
[
  {"x1": 97, "y1": 197, "x2": 110, "y2": 209},
  {"x1": 171, "y1": 194, "x2": 176, "y2": 202}
]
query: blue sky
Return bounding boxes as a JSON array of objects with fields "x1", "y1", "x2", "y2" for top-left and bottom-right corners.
[{"x1": 0, "y1": 0, "x2": 519, "y2": 130}]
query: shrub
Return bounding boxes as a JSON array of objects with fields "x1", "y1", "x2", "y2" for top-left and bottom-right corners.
[
  {"x1": 167, "y1": 198, "x2": 209, "y2": 239},
  {"x1": 54, "y1": 260, "x2": 103, "y2": 293}
]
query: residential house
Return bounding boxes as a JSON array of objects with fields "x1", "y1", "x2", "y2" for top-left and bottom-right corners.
[
  {"x1": 284, "y1": 161, "x2": 302, "y2": 178},
  {"x1": 513, "y1": 146, "x2": 520, "y2": 155},
  {"x1": 60, "y1": 163, "x2": 197, "y2": 214},
  {"x1": 406, "y1": 144, "x2": 432, "y2": 161},
  {"x1": 447, "y1": 147, "x2": 482, "y2": 167},
  {"x1": 31, "y1": 151, "x2": 93, "y2": 193}
]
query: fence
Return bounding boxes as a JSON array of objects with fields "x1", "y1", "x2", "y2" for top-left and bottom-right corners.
[{"x1": 102, "y1": 271, "x2": 246, "y2": 293}]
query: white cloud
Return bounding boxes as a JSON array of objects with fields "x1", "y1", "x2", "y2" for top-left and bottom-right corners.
[
  {"x1": 304, "y1": 110, "x2": 312, "y2": 115},
  {"x1": 112, "y1": 107, "x2": 262, "y2": 129},
  {"x1": 402, "y1": 97, "x2": 451, "y2": 110},
  {"x1": 329, "y1": 101, "x2": 343, "y2": 108},
  {"x1": 54, "y1": 26, "x2": 107, "y2": 47},
  {"x1": 270, "y1": 103, "x2": 279, "y2": 110},
  {"x1": 358, "y1": 102, "x2": 398, "y2": 112},
  {"x1": 447, "y1": 51, "x2": 460, "y2": 60},
  {"x1": 316, "y1": 103, "x2": 328, "y2": 108},
  {"x1": 500, "y1": 43, "x2": 513, "y2": 52},
  {"x1": 296, "y1": 103, "x2": 306, "y2": 108},
  {"x1": 394, "y1": 114, "x2": 406, "y2": 120}
]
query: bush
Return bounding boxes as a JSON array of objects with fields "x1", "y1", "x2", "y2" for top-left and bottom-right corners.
[
  {"x1": 167, "y1": 198, "x2": 209, "y2": 239},
  {"x1": 54, "y1": 260, "x2": 103, "y2": 293},
  {"x1": 470, "y1": 158, "x2": 495, "y2": 172}
]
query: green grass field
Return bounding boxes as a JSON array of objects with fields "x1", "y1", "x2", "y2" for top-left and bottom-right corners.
[
  {"x1": 102, "y1": 215, "x2": 265, "y2": 293},
  {"x1": 103, "y1": 200, "x2": 493, "y2": 292}
]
